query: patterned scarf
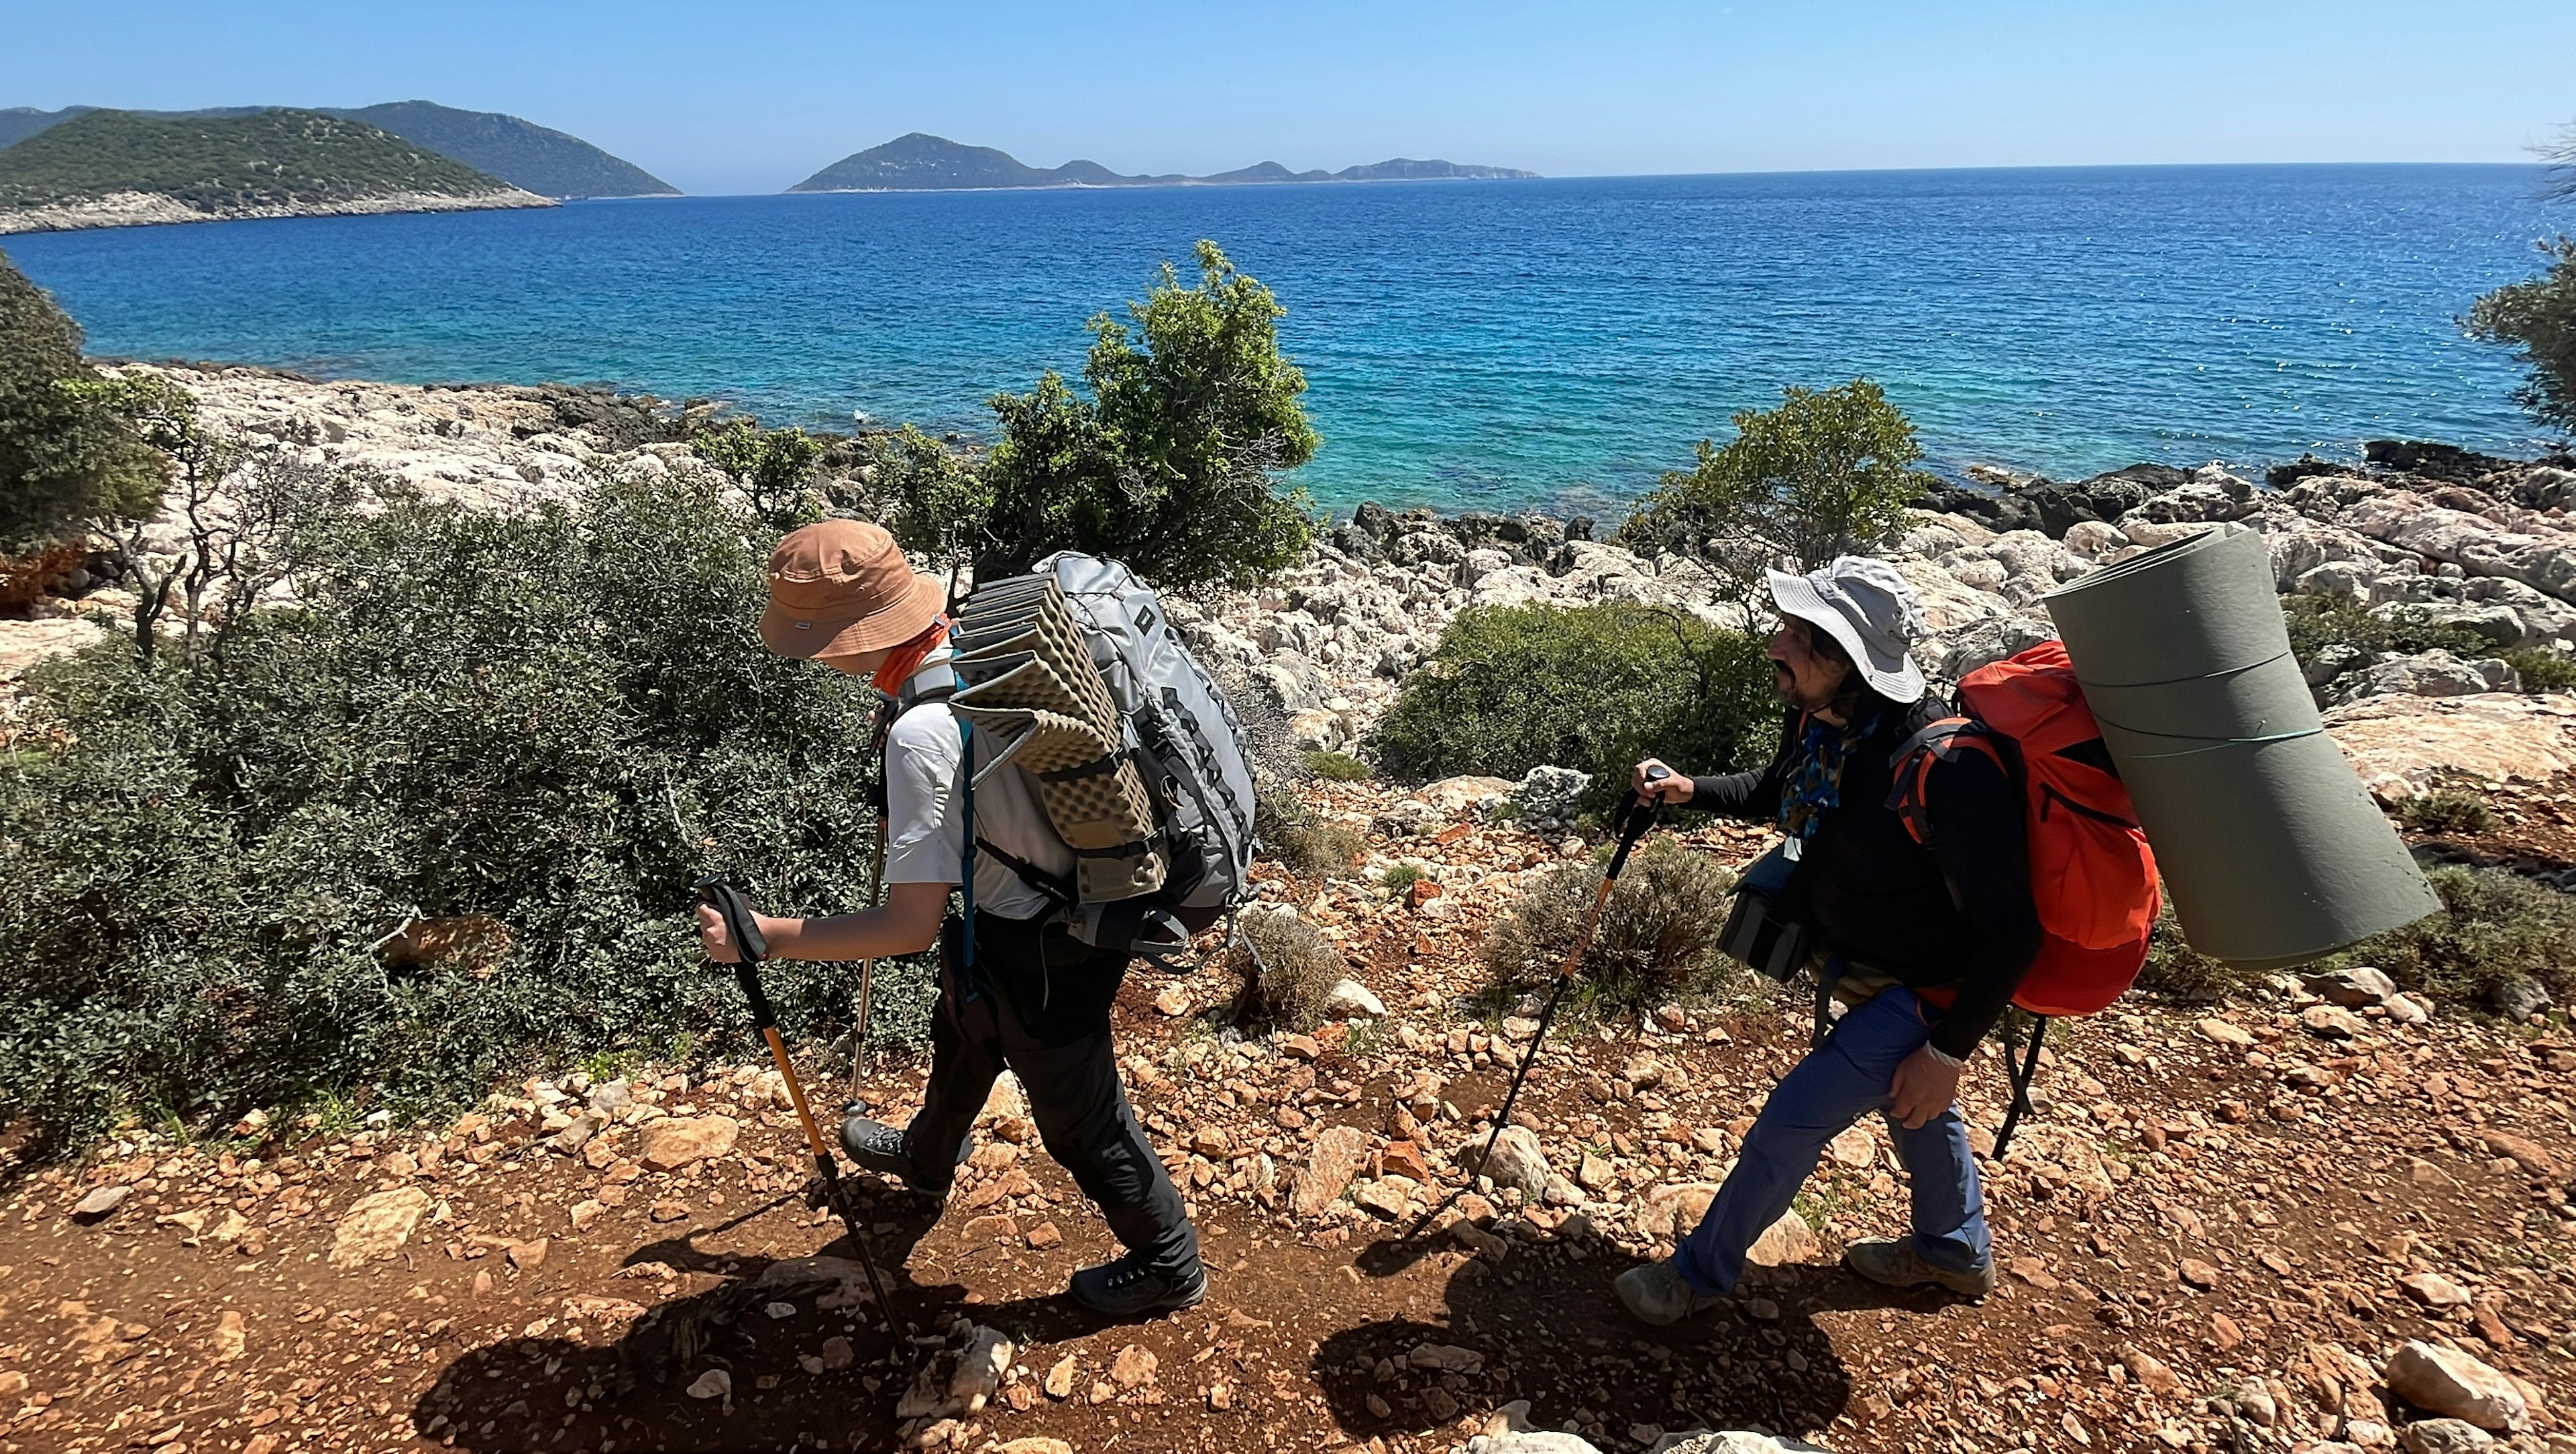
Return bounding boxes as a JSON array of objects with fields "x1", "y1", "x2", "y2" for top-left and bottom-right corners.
[{"x1": 1778, "y1": 709, "x2": 1879, "y2": 847}]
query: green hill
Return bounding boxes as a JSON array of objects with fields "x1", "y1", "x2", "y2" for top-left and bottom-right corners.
[
  {"x1": 0, "y1": 108, "x2": 549, "y2": 229},
  {"x1": 790, "y1": 132, "x2": 1535, "y2": 192},
  {"x1": 322, "y1": 101, "x2": 676, "y2": 198},
  {"x1": 0, "y1": 102, "x2": 674, "y2": 199}
]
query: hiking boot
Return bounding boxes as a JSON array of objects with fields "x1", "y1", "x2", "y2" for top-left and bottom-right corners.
[
  {"x1": 1613, "y1": 1257, "x2": 1725, "y2": 1327},
  {"x1": 1068, "y1": 1251, "x2": 1207, "y2": 1319},
  {"x1": 1842, "y1": 1237, "x2": 1997, "y2": 1298},
  {"x1": 839, "y1": 1114, "x2": 950, "y2": 1197}
]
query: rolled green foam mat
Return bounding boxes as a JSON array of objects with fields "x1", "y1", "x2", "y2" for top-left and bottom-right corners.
[{"x1": 2043, "y1": 523, "x2": 2440, "y2": 970}]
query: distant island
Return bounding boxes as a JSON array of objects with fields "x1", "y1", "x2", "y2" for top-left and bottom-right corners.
[
  {"x1": 0, "y1": 109, "x2": 554, "y2": 234},
  {"x1": 789, "y1": 132, "x2": 1538, "y2": 193},
  {"x1": 0, "y1": 100, "x2": 676, "y2": 200}
]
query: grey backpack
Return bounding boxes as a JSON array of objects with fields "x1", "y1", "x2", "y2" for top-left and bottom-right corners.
[{"x1": 949, "y1": 552, "x2": 1260, "y2": 956}]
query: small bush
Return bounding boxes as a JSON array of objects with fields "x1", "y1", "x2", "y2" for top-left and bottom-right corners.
[
  {"x1": 2502, "y1": 646, "x2": 2576, "y2": 694},
  {"x1": 1380, "y1": 862, "x2": 1426, "y2": 894},
  {"x1": 2398, "y1": 792, "x2": 2498, "y2": 837},
  {"x1": 2324, "y1": 864, "x2": 2576, "y2": 1015},
  {"x1": 2136, "y1": 863, "x2": 2576, "y2": 1016},
  {"x1": 1303, "y1": 749, "x2": 1370, "y2": 782},
  {"x1": 1254, "y1": 784, "x2": 1364, "y2": 878},
  {"x1": 1371, "y1": 602, "x2": 1775, "y2": 813},
  {"x1": 2281, "y1": 595, "x2": 2491, "y2": 668},
  {"x1": 1482, "y1": 837, "x2": 1737, "y2": 1014},
  {"x1": 689, "y1": 418, "x2": 824, "y2": 531},
  {"x1": 2133, "y1": 906, "x2": 2257, "y2": 1005},
  {"x1": 1226, "y1": 907, "x2": 1343, "y2": 1032},
  {"x1": 1616, "y1": 378, "x2": 1935, "y2": 609}
]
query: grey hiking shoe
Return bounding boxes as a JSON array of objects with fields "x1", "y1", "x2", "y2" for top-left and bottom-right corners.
[
  {"x1": 1069, "y1": 1251, "x2": 1207, "y2": 1319},
  {"x1": 1613, "y1": 1257, "x2": 1725, "y2": 1327},
  {"x1": 838, "y1": 1114, "x2": 958, "y2": 1198},
  {"x1": 1842, "y1": 1237, "x2": 1997, "y2": 1298}
]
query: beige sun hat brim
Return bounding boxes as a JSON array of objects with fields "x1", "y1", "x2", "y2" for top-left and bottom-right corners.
[
  {"x1": 1767, "y1": 568, "x2": 1927, "y2": 704},
  {"x1": 759, "y1": 569, "x2": 946, "y2": 660}
]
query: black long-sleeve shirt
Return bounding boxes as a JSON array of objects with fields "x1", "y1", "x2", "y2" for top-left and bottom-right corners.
[{"x1": 1691, "y1": 698, "x2": 2043, "y2": 1059}]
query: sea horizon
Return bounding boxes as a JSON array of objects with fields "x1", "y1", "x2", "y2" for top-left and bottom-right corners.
[{"x1": 7, "y1": 162, "x2": 2561, "y2": 516}]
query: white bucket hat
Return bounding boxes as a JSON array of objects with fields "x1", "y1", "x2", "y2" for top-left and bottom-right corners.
[{"x1": 1766, "y1": 556, "x2": 1929, "y2": 704}]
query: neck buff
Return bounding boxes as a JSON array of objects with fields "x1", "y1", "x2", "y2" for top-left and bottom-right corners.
[
  {"x1": 1777, "y1": 707, "x2": 1880, "y2": 845},
  {"x1": 871, "y1": 615, "x2": 951, "y2": 695}
]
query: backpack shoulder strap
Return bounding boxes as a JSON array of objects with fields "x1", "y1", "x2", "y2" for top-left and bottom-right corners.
[{"x1": 1883, "y1": 717, "x2": 2004, "y2": 847}]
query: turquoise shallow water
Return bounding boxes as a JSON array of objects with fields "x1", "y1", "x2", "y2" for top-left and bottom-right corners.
[{"x1": 3, "y1": 165, "x2": 2561, "y2": 516}]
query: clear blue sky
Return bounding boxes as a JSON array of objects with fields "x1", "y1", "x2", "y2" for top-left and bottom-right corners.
[{"x1": 7, "y1": 0, "x2": 2571, "y2": 195}]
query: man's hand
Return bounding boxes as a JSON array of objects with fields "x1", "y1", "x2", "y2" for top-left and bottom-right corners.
[
  {"x1": 695, "y1": 901, "x2": 781, "y2": 964},
  {"x1": 1631, "y1": 758, "x2": 1695, "y2": 806},
  {"x1": 1888, "y1": 1046, "x2": 1964, "y2": 1131}
]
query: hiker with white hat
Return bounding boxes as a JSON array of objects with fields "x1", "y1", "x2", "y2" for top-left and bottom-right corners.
[{"x1": 1615, "y1": 556, "x2": 2042, "y2": 1322}]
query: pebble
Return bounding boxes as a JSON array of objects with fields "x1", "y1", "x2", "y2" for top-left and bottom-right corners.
[{"x1": 69, "y1": 1186, "x2": 131, "y2": 1222}]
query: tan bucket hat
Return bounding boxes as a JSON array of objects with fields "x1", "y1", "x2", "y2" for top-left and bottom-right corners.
[{"x1": 758, "y1": 519, "x2": 946, "y2": 660}]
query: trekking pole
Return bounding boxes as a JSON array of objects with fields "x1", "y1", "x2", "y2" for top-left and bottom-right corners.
[
  {"x1": 1401, "y1": 772, "x2": 1667, "y2": 1241},
  {"x1": 695, "y1": 877, "x2": 899, "y2": 1339}
]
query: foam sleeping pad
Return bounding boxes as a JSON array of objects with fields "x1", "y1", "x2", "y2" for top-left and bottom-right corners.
[{"x1": 2042, "y1": 522, "x2": 2439, "y2": 970}]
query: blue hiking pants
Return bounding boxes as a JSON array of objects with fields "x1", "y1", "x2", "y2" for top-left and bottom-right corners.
[{"x1": 1674, "y1": 986, "x2": 1991, "y2": 1294}]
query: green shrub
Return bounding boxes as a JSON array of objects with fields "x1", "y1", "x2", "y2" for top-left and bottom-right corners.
[
  {"x1": 2503, "y1": 646, "x2": 2576, "y2": 694},
  {"x1": 2466, "y1": 237, "x2": 2576, "y2": 433},
  {"x1": 689, "y1": 418, "x2": 824, "y2": 531},
  {"x1": 1303, "y1": 749, "x2": 1370, "y2": 782},
  {"x1": 1379, "y1": 862, "x2": 1426, "y2": 894},
  {"x1": 1226, "y1": 907, "x2": 1344, "y2": 1032},
  {"x1": 2280, "y1": 594, "x2": 2492, "y2": 667},
  {"x1": 0, "y1": 248, "x2": 162, "y2": 555},
  {"x1": 2398, "y1": 792, "x2": 2498, "y2": 836},
  {"x1": 2133, "y1": 906, "x2": 2257, "y2": 1005},
  {"x1": 1371, "y1": 602, "x2": 1775, "y2": 813},
  {"x1": 2137, "y1": 864, "x2": 2576, "y2": 1016},
  {"x1": 1617, "y1": 379, "x2": 1935, "y2": 607},
  {"x1": 0, "y1": 464, "x2": 905, "y2": 1155},
  {"x1": 1481, "y1": 837, "x2": 1737, "y2": 1014},
  {"x1": 2323, "y1": 864, "x2": 2576, "y2": 1015},
  {"x1": 884, "y1": 241, "x2": 1318, "y2": 594}
]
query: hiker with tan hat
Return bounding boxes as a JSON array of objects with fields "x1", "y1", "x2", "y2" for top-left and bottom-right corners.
[
  {"x1": 1613, "y1": 557, "x2": 2041, "y2": 1324},
  {"x1": 694, "y1": 519, "x2": 1205, "y2": 1319}
]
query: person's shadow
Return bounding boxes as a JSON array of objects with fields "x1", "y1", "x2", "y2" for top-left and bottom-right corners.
[
  {"x1": 407, "y1": 1180, "x2": 1135, "y2": 1453},
  {"x1": 1319, "y1": 1218, "x2": 1944, "y2": 1447}
]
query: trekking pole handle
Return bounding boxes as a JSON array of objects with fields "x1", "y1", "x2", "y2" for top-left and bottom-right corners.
[
  {"x1": 1605, "y1": 774, "x2": 1666, "y2": 879},
  {"x1": 694, "y1": 877, "x2": 775, "y2": 1019}
]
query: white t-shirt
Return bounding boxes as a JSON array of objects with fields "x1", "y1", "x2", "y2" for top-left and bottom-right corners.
[{"x1": 881, "y1": 652, "x2": 1078, "y2": 923}]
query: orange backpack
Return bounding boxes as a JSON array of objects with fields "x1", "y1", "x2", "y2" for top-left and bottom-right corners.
[{"x1": 1888, "y1": 640, "x2": 2161, "y2": 1155}]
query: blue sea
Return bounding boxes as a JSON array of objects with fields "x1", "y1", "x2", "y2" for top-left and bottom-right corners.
[{"x1": 4, "y1": 166, "x2": 2561, "y2": 517}]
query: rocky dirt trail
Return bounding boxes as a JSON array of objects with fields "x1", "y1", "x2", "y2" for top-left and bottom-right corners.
[{"x1": 5, "y1": 780, "x2": 2573, "y2": 1454}]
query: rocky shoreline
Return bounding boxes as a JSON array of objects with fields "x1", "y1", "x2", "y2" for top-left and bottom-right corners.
[
  {"x1": 0, "y1": 186, "x2": 557, "y2": 235},
  {"x1": 12, "y1": 365, "x2": 2576, "y2": 804}
]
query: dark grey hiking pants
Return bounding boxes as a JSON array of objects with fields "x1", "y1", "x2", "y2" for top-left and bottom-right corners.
[{"x1": 901, "y1": 913, "x2": 1199, "y2": 1276}]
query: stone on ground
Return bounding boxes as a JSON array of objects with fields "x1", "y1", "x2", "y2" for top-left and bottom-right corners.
[
  {"x1": 1325, "y1": 977, "x2": 1387, "y2": 1019},
  {"x1": 1744, "y1": 1208, "x2": 1822, "y2": 1267},
  {"x1": 2386, "y1": 1341, "x2": 2530, "y2": 1432},
  {"x1": 2304, "y1": 966, "x2": 2397, "y2": 1007},
  {"x1": 2402, "y1": 1419, "x2": 2495, "y2": 1453},
  {"x1": 69, "y1": 1185, "x2": 131, "y2": 1223},
  {"x1": 637, "y1": 1114, "x2": 739, "y2": 1171},
  {"x1": 1466, "y1": 1124, "x2": 1552, "y2": 1199},
  {"x1": 1292, "y1": 1125, "x2": 1371, "y2": 1217},
  {"x1": 327, "y1": 1186, "x2": 430, "y2": 1268}
]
